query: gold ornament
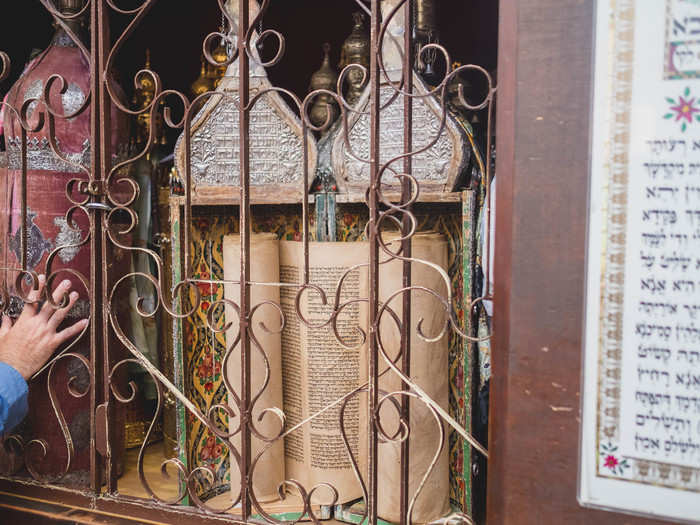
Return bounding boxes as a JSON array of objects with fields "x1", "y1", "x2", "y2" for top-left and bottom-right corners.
[
  {"x1": 415, "y1": 0, "x2": 437, "y2": 42},
  {"x1": 191, "y1": 55, "x2": 214, "y2": 98},
  {"x1": 133, "y1": 50, "x2": 163, "y2": 145},
  {"x1": 207, "y1": 42, "x2": 229, "y2": 89},
  {"x1": 339, "y1": 12, "x2": 370, "y2": 107},
  {"x1": 308, "y1": 43, "x2": 338, "y2": 129}
]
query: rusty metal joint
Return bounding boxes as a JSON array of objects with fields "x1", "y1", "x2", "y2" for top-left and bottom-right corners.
[{"x1": 81, "y1": 180, "x2": 105, "y2": 197}]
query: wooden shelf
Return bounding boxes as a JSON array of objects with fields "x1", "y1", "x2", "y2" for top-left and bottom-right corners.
[{"x1": 170, "y1": 188, "x2": 466, "y2": 207}]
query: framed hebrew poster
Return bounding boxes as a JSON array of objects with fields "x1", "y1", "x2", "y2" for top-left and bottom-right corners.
[{"x1": 580, "y1": 0, "x2": 700, "y2": 522}]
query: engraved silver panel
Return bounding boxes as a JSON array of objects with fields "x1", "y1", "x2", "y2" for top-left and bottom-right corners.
[
  {"x1": 189, "y1": 94, "x2": 305, "y2": 187},
  {"x1": 62, "y1": 83, "x2": 85, "y2": 117},
  {"x1": 23, "y1": 79, "x2": 43, "y2": 121},
  {"x1": 19, "y1": 78, "x2": 84, "y2": 122},
  {"x1": 8, "y1": 209, "x2": 52, "y2": 270},
  {"x1": 6, "y1": 136, "x2": 91, "y2": 172},
  {"x1": 53, "y1": 216, "x2": 83, "y2": 263},
  {"x1": 341, "y1": 86, "x2": 454, "y2": 184}
]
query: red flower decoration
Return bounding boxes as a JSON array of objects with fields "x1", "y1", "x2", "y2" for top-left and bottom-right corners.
[
  {"x1": 200, "y1": 434, "x2": 223, "y2": 462},
  {"x1": 204, "y1": 381, "x2": 214, "y2": 392},
  {"x1": 604, "y1": 454, "x2": 618, "y2": 469},
  {"x1": 196, "y1": 282, "x2": 216, "y2": 297},
  {"x1": 664, "y1": 88, "x2": 700, "y2": 132},
  {"x1": 197, "y1": 352, "x2": 222, "y2": 383},
  {"x1": 670, "y1": 95, "x2": 699, "y2": 123}
]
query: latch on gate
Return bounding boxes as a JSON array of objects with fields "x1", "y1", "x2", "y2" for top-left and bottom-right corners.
[{"x1": 81, "y1": 180, "x2": 113, "y2": 212}]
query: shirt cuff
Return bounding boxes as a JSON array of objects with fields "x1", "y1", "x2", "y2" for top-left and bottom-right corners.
[{"x1": 0, "y1": 361, "x2": 29, "y2": 434}]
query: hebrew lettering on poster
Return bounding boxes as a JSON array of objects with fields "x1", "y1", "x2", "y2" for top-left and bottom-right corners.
[{"x1": 580, "y1": 0, "x2": 700, "y2": 522}]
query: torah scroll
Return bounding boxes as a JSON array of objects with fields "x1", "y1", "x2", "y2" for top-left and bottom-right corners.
[
  {"x1": 224, "y1": 233, "x2": 285, "y2": 503},
  {"x1": 279, "y1": 240, "x2": 369, "y2": 505},
  {"x1": 222, "y1": 235, "x2": 451, "y2": 521},
  {"x1": 376, "y1": 232, "x2": 451, "y2": 523}
]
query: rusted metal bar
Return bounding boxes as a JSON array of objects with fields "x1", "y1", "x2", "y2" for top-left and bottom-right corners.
[
  {"x1": 368, "y1": 1, "x2": 381, "y2": 524},
  {"x1": 88, "y1": 0, "x2": 104, "y2": 493},
  {"x1": 399, "y1": 1, "x2": 414, "y2": 523},
  {"x1": 96, "y1": 0, "x2": 118, "y2": 493},
  {"x1": 238, "y1": 0, "x2": 252, "y2": 519}
]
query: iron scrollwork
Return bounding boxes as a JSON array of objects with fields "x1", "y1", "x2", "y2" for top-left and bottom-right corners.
[{"x1": 0, "y1": 1, "x2": 494, "y2": 523}]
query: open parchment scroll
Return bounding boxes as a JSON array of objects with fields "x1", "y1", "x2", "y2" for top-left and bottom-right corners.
[{"x1": 223, "y1": 235, "x2": 450, "y2": 522}]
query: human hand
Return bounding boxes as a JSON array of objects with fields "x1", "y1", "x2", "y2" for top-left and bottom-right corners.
[{"x1": 0, "y1": 275, "x2": 89, "y2": 380}]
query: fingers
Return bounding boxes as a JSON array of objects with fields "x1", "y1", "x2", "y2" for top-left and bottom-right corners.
[
  {"x1": 39, "y1": 278, "x2": 73, "y2": 321},
  {"x1": 48, "y1": 290, "x2": 79, "y2": 329},
  {"x1": 55, "y1": 318, "x2": 89, "y2": 347},
  {"x1": 26, "y1": 274, "x2": 46, "y2": 302},
  {"x1": 0, "y1": 313, "x2": 13, "y2": 337},
  {"x1": 19, "y1": 274, "x2": 46, "y2": 320}
]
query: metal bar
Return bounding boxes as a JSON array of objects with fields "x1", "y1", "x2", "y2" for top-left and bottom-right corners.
[
  {"x1": 368, "y1": 1, "x2": 381, "y2": 523},
  {"x1": 302, "y1": 125, "x2": 310, "y2": 278},
  {"x1": 399, "y1": 2, "x2": 414, "y2": 524},
  {"x1": 88, "y1": 0, "x2": 103, "y2": 493},
  {"x1": 238, "y1": 0, "x2": 252, "y2": 519},
  {"x1": 96, "y1": 0, "x2": 116, "y2": 493}
]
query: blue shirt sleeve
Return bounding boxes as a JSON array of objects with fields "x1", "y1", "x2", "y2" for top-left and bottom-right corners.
[{"x1": 0, "y1": 361, "x2": 28, "y2": 435}]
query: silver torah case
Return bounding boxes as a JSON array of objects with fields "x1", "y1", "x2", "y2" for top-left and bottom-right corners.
[
  {"x1": 174, "y1": 0, "x2": 318, "y2": 203},
  {"x1": 330, "y1": 0, "x2": 470, "y2": 198}
]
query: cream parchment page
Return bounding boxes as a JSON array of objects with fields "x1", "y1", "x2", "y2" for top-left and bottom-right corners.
[
  {"x1": 224, "y1": 233, "x2": 285, "y2": 503},
  {"x1": 376, "y1": 232, "x2": 451, "y2": 523},
  {"x1": 279, "y1": 241, "x2": 369, "y2": 505}
]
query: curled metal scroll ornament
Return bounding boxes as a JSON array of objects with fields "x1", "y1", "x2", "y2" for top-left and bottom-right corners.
[{"x1": 0, "y1": 0, "x2": 494, "y2": 521}]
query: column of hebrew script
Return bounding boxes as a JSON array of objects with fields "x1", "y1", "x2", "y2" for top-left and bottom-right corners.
[
  {"x1": 279, "y1": 241, "x2": 369, "y2": 504},
  {"x1": 376, "y1": 232, "x2": 451, "y2": 523},
  {"x1": 619, "y1": 136, "x2": 700, "y2": 467},
  {"x1": 223, "y1": 233, "x2": 285, "y2": 502}
]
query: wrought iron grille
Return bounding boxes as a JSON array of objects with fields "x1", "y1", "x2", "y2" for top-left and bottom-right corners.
[{"x1": 0, "y1": 1, "x2": 494, "y2": 523}]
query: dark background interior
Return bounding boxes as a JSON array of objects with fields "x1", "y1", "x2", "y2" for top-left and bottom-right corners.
[{"x1": 0, "y1": 1, "x2": 498, "y2": 125}]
